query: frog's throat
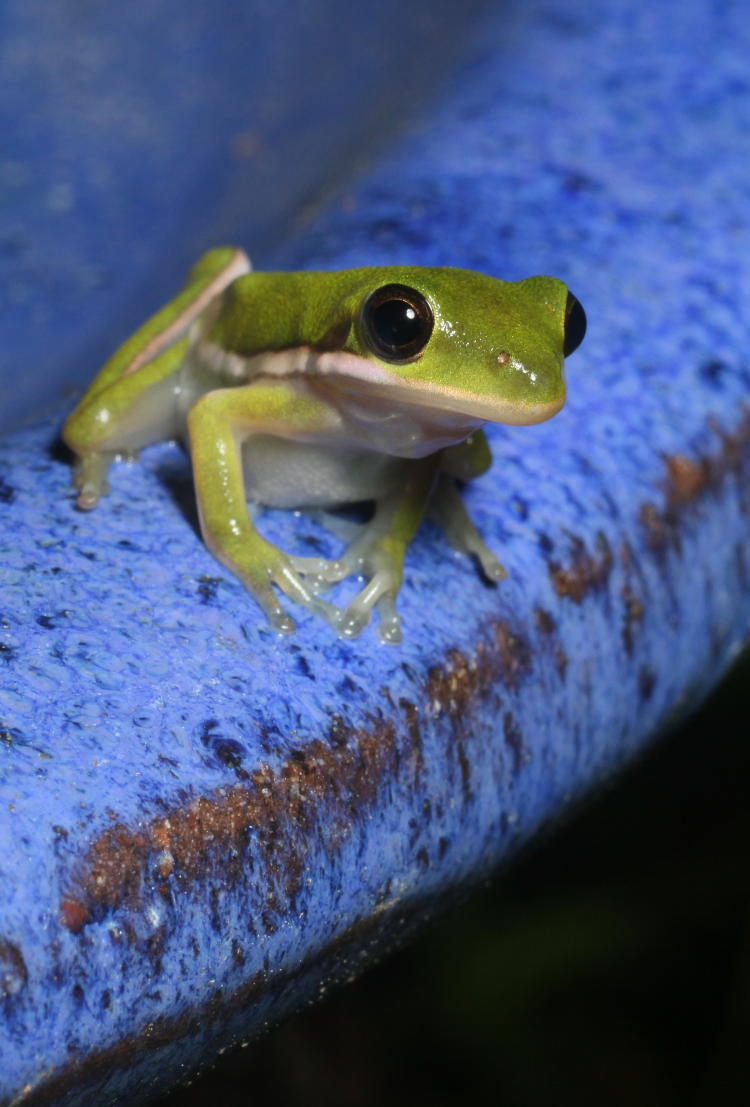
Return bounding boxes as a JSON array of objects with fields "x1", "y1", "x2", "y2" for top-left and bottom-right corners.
[{"x1": 199, "y1": 343, "x2": 564, "y2": 426}]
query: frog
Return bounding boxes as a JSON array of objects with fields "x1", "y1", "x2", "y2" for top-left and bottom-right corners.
[{"x1": 63, "y1": 247, "x2": 586, "y2": 642}]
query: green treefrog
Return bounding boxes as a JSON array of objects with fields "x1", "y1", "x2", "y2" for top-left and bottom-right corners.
[{"x1": 63, "y1": 247, "x2": 585, "y2": 642}]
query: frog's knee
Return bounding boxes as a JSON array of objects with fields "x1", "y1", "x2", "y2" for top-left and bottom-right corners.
[{"x1": 186, "y1": 246, "x2": 250, "y2": 285}]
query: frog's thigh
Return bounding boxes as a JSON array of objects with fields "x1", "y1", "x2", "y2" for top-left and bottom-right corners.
[
  {"x1": 63, "y1": 339, "x2": 189, "y2": 508},
  {"x1": 187, "y1": 383, "x2": 341, "y2": 631},
  {"x1": 64, "y1": 339, "x2": 188, "y2": 456}
]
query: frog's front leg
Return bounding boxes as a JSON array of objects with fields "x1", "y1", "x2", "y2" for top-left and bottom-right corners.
[
  {"x1": 327, "y1": 456, "x2": 440, "y2": 644},
  {"x1": 187, "y1": 382, "x2": 344, "y2": 634}
]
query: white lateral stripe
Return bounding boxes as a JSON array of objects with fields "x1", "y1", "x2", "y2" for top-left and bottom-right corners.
[
  {"x1": 199, "y1": 344, "x2": 400, "y2": 387},
  {"x1": 123, "y1": 248, "x2": 251, "y2": 378},
  {"x1": 198, "y1": 343, "x2": 561, "y2": 424}
]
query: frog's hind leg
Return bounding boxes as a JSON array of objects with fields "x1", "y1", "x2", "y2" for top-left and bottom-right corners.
[
  {"x1": 187, "y1": 382, "x2": 345, "y2": 634},
  {"x1": 64, "y1": 339, "x2": 189, "y2": 509},
  {"x1": 429, "y1": 474, "x2": 507, "y2": 583},
  {"x1": 63, "y1": 246, "x2": 250, "y2": 509}
]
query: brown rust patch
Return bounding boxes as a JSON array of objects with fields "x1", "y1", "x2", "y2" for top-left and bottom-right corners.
[
  {"x1": 620, "y1": 540, "x2": 645, "y2": 656},
  {"x1": 665, "y1": 454, "x2": 708, "y2": 505},
  {"x1": 425, "y1": 621, "x2": 532, "y2": 719},
  {"x1": 533, "y1": 607, "x2": 568, "y2": 679},
  {"x1": 492, "y1": 620, "x2": 532, "y2": 689},
  {"x1": 398, "y1": 698, "x2": 424, "y2": 781},
  {"x1": 61, "y1": 720, "x2": 398, "y2": 935},
  {"x1": 423, "y1": 623, "x2": 533, "y2": 804},
  {"x1": 533, "y1": 607, "x2": 556, "y2": 636},
  {"x1": 0, "y1": 937, "x2": 27, "y2": 998},
  {"x1": 641, "y1": 413, "x2": 750, "y2": 556},
  {"x1": 64, "y1": 616, "x2": 535, "y2": 935},
  {"x1": 548, "y1": 531, "x2": 613, "y2": 603}
]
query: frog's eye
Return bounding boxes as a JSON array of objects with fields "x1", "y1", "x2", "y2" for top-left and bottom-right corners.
[
  {"x1": 361, "y1": 284, "x2": 434, "y2": 362},
  {"x1": 563, "y1": 292, "x2": 587, "y2": 357}
]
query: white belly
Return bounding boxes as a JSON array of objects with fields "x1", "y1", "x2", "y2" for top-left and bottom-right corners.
[{"x1": 242, "y1": 436, "x2": 406, "y2": 508}]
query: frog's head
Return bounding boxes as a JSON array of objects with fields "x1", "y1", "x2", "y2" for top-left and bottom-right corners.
[{"x1": 330, "y1": 266, "x2": 585, "y2": 425}]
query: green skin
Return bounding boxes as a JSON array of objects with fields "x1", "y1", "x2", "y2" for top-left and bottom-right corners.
[{"x1": 63, "y1": 247, "x2": 571, "y2": 642}]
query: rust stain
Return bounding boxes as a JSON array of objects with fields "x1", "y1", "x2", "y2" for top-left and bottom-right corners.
[
  {"x1": 492, "y1": 621, "x2": 532, "y2": 689},
  {"x1": 641, "y1": 413, "x2": 750, "y2": 555},
  {"x1": 533, "y1": 607, "x2": 556, "y2": 636},
  {"x1": 665, "y1": 454, "x2": 708, "y2": 505},
  {"x1": 548, "y1": 531, "x2": 613, "y2": 603},
  {"x1": 619, "y1": 540, "x2": 645, "y2": 656},
  {"x1": 533, "y1": 606, "x2": 568, "y2": 679},
  {"x1": 425, "y1": 622, "x2": 531, "y2": 719},
  {"x1": 398, "y1": 698, "x2": 424, "y2": 782},
  {"x1": 0, "y1": 937, "x2": 27, "y2": 998},
  {"x1": 61, "y1": 721, "x2": 398, "y2": 935},
  {"x1": 424, "y1": 622, "x2": 533, "y2": 803},
  {"x1": 62, "y1": 614, "x2": 536, "y2": 936}
]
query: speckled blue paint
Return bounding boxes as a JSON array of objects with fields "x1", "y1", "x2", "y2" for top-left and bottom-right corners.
[{"x1": 1, "y1": 0, "x2": 750, "y2": 1103}]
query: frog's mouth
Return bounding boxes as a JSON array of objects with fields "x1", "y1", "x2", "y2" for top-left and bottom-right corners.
[
  {"x1": 203, "y1": 343, "x2": 565, "y2": 426},
  {"x1": 311, "y1": 349, "x2": 566, "y2": 426}
]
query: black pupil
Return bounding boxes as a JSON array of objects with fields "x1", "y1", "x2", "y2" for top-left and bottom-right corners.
[
  {"x1": 364, "y1": 284, "x2": 433, "y2": 360},
  {"x1": 371, "y1": 299, "x2": 421, "y2": 352}
]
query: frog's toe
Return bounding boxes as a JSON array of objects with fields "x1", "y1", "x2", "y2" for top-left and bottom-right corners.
[
  {"x1": 272, "y1": 559, "x2": 341, "y2": 630},
  {"x1": 338, "y1": 571, "x2": 399, "y2": 641},
  {"x1": 264, "y1": 603, "x2": 297, "y2": 635},
  {"x1": 239, "y1": 576, "x2": 297, "y2": 634},
  {"x1": 74, "y1": 487, "x2": 102, "y2": 511},
  {"x1": 286, "y1": 553, "x2": 348, "y2": 585},
  {"x1": 72, "y1": 454, "x2": 113, "y2": 511},
  {"x1": 477, "y1": 550, "x2": 508, "y2": 582},
  {"x1": 375, "y1": 595, "x2": 402, "y2": 644}
]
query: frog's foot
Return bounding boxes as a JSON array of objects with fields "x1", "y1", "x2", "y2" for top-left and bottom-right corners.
[
  {"x1": 71, "y1": 453, "x2": 115, "y2": 510},
  {"x1": 218, "y1": 541, "x2": 342, "y2": 635},
  {"x1": 287, "y1": 544, "x2": 402, "y2": 641},
  {"x1": 311, "y1": 526, "x2": 404, "y2": 642}
]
